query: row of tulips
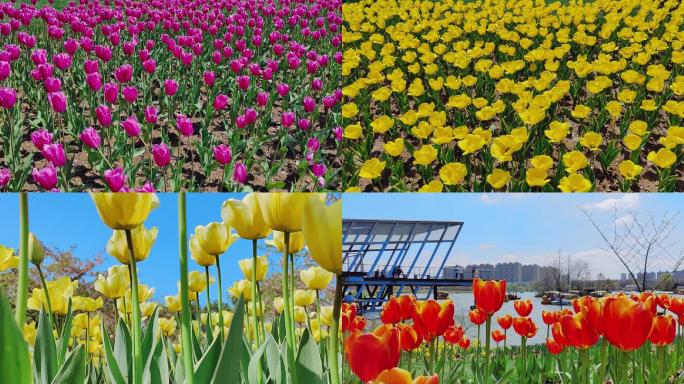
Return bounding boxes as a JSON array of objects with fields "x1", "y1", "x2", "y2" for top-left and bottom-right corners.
[
  {"x1": 344, "y1": 280, "x2": 684, "y2": 383},
  {"x1": 0, "y1": 191, "x2": 343, "y2": 384},
  {"x1": 0, "y1": 0, "x2": 342, "y2": 191}
]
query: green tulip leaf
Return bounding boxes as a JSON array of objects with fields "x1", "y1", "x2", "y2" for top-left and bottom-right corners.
[
  {"x1": 247, "y1": 335, "x2": 269, "y2": 384},
  {"x1": 295, "y1": 329, "x2": 323, "y2": 384},
  {"x1": 0, "y1": 290, "x2": 31, "y2": 384},
  {"x1": 102, "y1": 321, "x2": 125, "y2": 384},
  {"x1": 34, "y1": 308, "x2": 58, "y2": 384},
  {"x1": 51, "y1": 345, "x2": 85, "y2": 384},
  {"x1": 56, "y1": 299, "x2": 73, "y2": 367},
  {"x1": 211, "y1": 295, "x2": 246, "y2": 383},
  {"x1": 193, "y1": 334, "x2": 221, "y2": 384},
  {"x1": 114, "y1": 318, "x2": 132, "y2": 382}
]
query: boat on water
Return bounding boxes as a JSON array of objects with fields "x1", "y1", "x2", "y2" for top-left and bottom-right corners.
[
  {"x1": 504, "y1": 292, "x2": 520, "y2": 301},
  {"x1": 540, "y1": 291, "x2": 577, "y2": 306}
]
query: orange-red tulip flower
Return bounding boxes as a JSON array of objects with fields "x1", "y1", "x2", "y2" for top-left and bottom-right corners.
[
  {"x1": 514, "y1": 299, "x2": 533, "y2": 317},
  {"x1": 546, "y1": 338, "x2": 563, "y2": 355},
  {"x1": 656, "y1": 293, "x2": 671, "y2": 311},
  {"x1": 381, "y1": 296, "x2": 404, "y2": 325},
  {"x1": 345, "y1": 325, "x2": 401, "y2": 382},
  {"x1": 572, "y1": 296, "x2": 603, "y2": 335},
  {"x1": 492, "y1": 330, "x2": 506, "y2": 343},
  {"x1": 557, "y1": 310, "x2": 600, "y2": 349},
  {"x1": 411, "y1": 299, "x2": 454, "y2": 342},
  {"x1": 668, "y1": 297, "x2": 684, "y2": 316},
  {"x1": 603, "y1": 294, "x2": 655, "y2": 352},
  {"x1": 371, "y1": 368, "x2": 439, "y2": 384},
  {"x1": 513, "y1": 317, "x2": 537, "y2": 338},
  {"x1": 497, "y1": 314, "x2": 512, "y2": 329},
  {"x1": 443, "y1": 325, "x2": 464, "y2": 344},
  {"x1": 397, "y1": 295, "x2": 416, "y2": 320},
  {"x1": 342, "y1": 303, "x2": 358, "y2": 332},
  {"x1": 397, "y1": 323, "x2": 423, "y2": 352},
  {"x1": 413, "y1": 374, "x2": 439, "y2": 384},
  {"x1": 458, "y1": 336, "x2": 471, "y2": 349},
  {"x1": 649, "y1": 314, "x2": 676, "y2": 347},
  {"x1": 542, "y1": 310, "x2": 559, "y2": 325},
  {"x1": 472, "y1": 278, "x2": 506, "y2": 315},
  {"x1": 469, "y1": 308, "x2": 486, "y2": 326}
]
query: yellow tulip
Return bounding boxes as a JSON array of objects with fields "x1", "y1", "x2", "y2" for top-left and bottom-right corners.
[
  {"x1": 418, "y1": 180, "x2": 443, "y2": 192},
  {"x1": 439, "y1": 162, "x2": 468, "y2": 185},
  {"x1": 221, "y1": 193, "x2": 271, "y2": 240},
  {"x1": 618, "y1": 160, "x2": 643, "y2": 180},
  {"x1": 0, "y1": 245, "x2": 18, "y2": 271},
  {"x1": 90, "y1": 193, "x2": 158, "y2": 230},
  {"x1": 128, "y1": 283, "x2": 155, "y2": 303},
  {"x1": 94, "y1": 265, "x2": 130, "y2": 299},
  {"x1": 526, "y1": 167, "x2": 550, "y2": 187},
  {"x1": 24, "y1": 321, "x2": 37, "y2": 346},
  {"x1": 195, "y1": 222, "x2": 237, "y2": 255},
  {"x1": 562, "y1": 151, "x2": 589, "y2": 173},
  {"x1": 293, "y1": 306, "x2": 307, "y2": 323},
  {"x1": 486, "y1": 169, "x2": 511, "y2": 189},
  {"x1": 159, "y1": 317, "x2": 177, "y2": 337},
  {"x1": 190, "y1": 234, "x2": 215, "y2": 267},
  {"x1": 28, "y1": 232, "x2": 45, "y2": 265},
  {"x1": 256, "y1": 193, "x2": 320, "y2": 233},
  {"x1": 647, "y1": 148, "x2": 677, "y2": 169},
  {"x1": 165, "y1": 295, "x2": 182, "y2": 313},
  {"x1": 107, "y1": 225, "x2": 158, "y2": 264},
  {"x1": 359, "y1": 158, "x2": 386, "y2": 179},
  {"x1": 294, "y1": 289, "x2": 316, "y2": 307},
  {"x1": 265, "y1": 231, "x2": 306, "y2": 254},
  {"x1": 188, "y1": 270, "x2": 213, "y2": 293},
  {"x1": 228, "y1": 280, "x2": 253, "y2": 301},
  {"x1": 27, "y1": 276, "x2": 78, "y2": 315},
  {"x1": 73, "y1": 296, "x2": 104, "y2": 312},
  {"x1": 300, "y1": 266, "x2": 334, "y2": 290},
  {"x1": 319, "y1": 306, "x2": 333, "y2": 326},
  {"x1": 559, "y1": 173, "x2": 592, "y2": 192},
  {"x1": 412, "y1": 144, "x2": 438, "y2": 166},
  {"x1": 273, "y1": 297, "x2": 284, "y2": 314},
  {"x1": 140, "y1": 302, "x2": 158, "y2": 318},
  {"x1": 238, "y1": 256, "x2": 268, "y2": 281},
  {"x1": 383, "y1": 138, "x2": 404, "y2": 157},
  {"x1": 302, "y1": 198, "x2": 342, "y2": 274}
]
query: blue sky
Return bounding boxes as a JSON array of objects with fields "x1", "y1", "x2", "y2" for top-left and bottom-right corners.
[
  {"x1": 0, "y1": 193, "x2": 282, "y2": 301},
  {"x1": 343, "y1": 193, "x2": 684, "y2": 279}
]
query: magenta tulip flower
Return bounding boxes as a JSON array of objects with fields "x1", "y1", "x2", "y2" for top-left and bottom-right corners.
[
  {"x1": 213, "y1": 94, "x2": 228, "y2": 110},
  {"x1": 176, "y1": 114, "x2": 193, "y2": 137},
  {"x1": 233, "y1": 162, "x2": 246, "y2": 184},
  {"x1": 152, "y1": 143, "x2": 171, "y2": 167},
  {"x1": 203, "y1": 70, "x2": 216, "y2": 87},
  {"x1": 53, "y1": 53, "x2": 72, "y2": 70},
  {"x1": 95, "y1": 104, "x2": 112, "y2": 127},
  {"x1": 114, "y1": 64, "x2": 133, "y2": 83},
  {"x1": 48, "y1": 91, "x2": 67, "y2": 113},
  {"x1": 0, "y1": 61, "x2": 11, "y2": 81},
  {"x1": 104, "y1": 167, "x2": 126, "y2": 192},
  {"x1": 276, "y1": 83, "x2": 289, "y2": 97},
  {"x1": 281, "y1": 111, "x2": 295, "y2": 127},
  {"x1": 41, "y1": 143, "x2": 66, "y2": 167},
  {"x1": 142, "y1": 59, "x2": 156, "y2": 74},
  {"x1": 121, "y1": 115, "x2": 141, "y2": 137},
  {"x1": 83, "y1": 59, "x2": 98, "y2": 74},
  {"x1": 31, "y1": 129, "x2": 53, "y2": 150},
  {"x1": 44, "y1": 77, "x2": 61, "y2": 93},
  {"x1": 213, "y1": 144, "x2": 232, "y2": 165},
  {"x1": 256, "y1": 92, "x2": 268, "y2": 107},
  {"x1": 135, "y1": 181, "x2": 155, "y2": 192},
  {"x1": 303, "y1": 96, "x2": 316, "y2": 113},
  {"x1": 164, "y1": 79, "x2": 178, "y2": 96},
  {"x1": 104, "y1": 82, "x2": 118, "y2": 104},
  {"x1": 122, "y1": 86, "x2": 138, "y2": 103},
  {"x1": 0, "y1": 168, "x2": 10, "y2": 188},
  {"x1": 236, "y1": 75, "x2": 250, "y2": 90},
  {"x1": 80, "y1": 127, "x2": 101, "y2": 149},
  {"x1": 32, "y1": 163, "x2": 58, "y2": 190},
  {"x1": 144, "y1": 106, "x2": 158, "y2": 124},
  {"x1": 0, "y1": 87, "x2": 17, "y2": 109},
  {"x1": 86, "y1": 72, "x2": 102, "y2": 91}
]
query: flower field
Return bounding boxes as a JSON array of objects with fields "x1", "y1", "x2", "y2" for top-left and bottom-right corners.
[
  {"x1": 0, "y1": 0, "x2": 342, "y2": 192},
  {"x1": 0, "y1": 192, "x2": 344, "y2": 384},
  {"x1": 341, "y1": 0, "x2": 684, "y2": 192},
  {"x1": 343, "y1": 280, "x2": 684, "y2": 383}
]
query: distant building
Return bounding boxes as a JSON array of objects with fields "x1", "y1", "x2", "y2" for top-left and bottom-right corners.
[{"x1": 445, "y1": 262, "x2": 542, "y2": 283}]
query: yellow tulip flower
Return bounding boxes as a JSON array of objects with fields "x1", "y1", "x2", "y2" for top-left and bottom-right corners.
[
  {"x1": 579, "y1": 132, "x2": 603, "y2": 151},
  {"x1": 412, "y1": 144, "x2": 438, "y2": 166},
  {"x1": 140, "y1": 302, "x2": 158, "y2": 318},
  {"x1": 265, "y1": 231, "x2": 306, "y2": 254},
  {"x1": 302, "y1": 198, "x2": 342, "y2": 274},
  {"x1": 618, "y1": 160, "x2": 643, "y2": 180},
  {"x1": 165, "y1": 295, "x2": 182, "y2": 313},
  {"x1": 359, "y1": 158, "x2": 386, "y2": 179},
  {"x1": 439, "y1": 162, "x2": 468, "y2": 185},
  {"x1": 300, "y1": 266, "x2": 334, "y2": 290},
  {"x1": 530, "y1": 155, "x2": 553, "y2": 170},
  {"x1": 24, "y1": 321, "x2": 37, "y2": 346},
  {"x1": 418, "y1": 180, "x2": 443, "y2": 192},
  {"x1": 256, "y1": 193, "x2": 320, "y2": 233},
  {"x1": 273, "y1": 297, "x2": 284, "y2": 314},
  {"x1": 562, "y1": 151, "x2": 589, "y2": 173},
  {"x1": 159, "y1": 317, "x2": 177, "y2": 337},
  {"x1": 228, "y1": 280, "x2": 253, "y2": 301},
  {"x1": 94, "y1": 265, "x2": 130, "y2": 299},
  {"x1": 0, "y1": 245, "x2": 18, "y2": 271},
  {"x1": 221, "y1": 193, "x2": 271, "y2": 240},
  {"x1": 190, "y1": 234, "x2": 215, "y2": 267},
  {"x1": 73, "y1": 296, "x2": 104, "y2": 312},
  {"x1": 526, "y1": 167, "x2": 550, "y2": 187},
  {"x1": 90, "y1": 193, "x2": 158, "y2": 230},
  {"x1": 188, "y1": 270, "x2": 213, "y2": 293},
  {"x1": 128, "y1": 284, "x2": 155, "y2": 303},
  {"x1": 647, "y1": 148, "x2": 676, "y2": 169},
  {"x1": 107, "y1": 225, "x2": 158, "y2": 264},
  {"x1": 559, "y1": 173, "x2": 592, "y2": 192},
  {"x1": 383, "y1": 138, "x2": 405, "y2": 157},
  {"x1": 294, "y1": 289, "x2": 316, "y2": 307},
  {"x1": 343, "y1": 124, "x2": 362, "y2": 140},
  {"x1": 27, "y1": 276, "x2": 78, "y2": 315},
  {"x1": 370, "y1": 115, "x2": 394, "y2": 134},
  {"x1": 238, "y1": 256, "x2": 268, "y2": 281},
  {"x1": 195, "y1": 222, "x2": 237, "y2": 256},
  {"x1": 319, "y1": 306, "x2": 333, "y2": 327},
  {"x1": 293, "y1": 306, "x2": 307, "y2": 323},
  {"x1": 487, "y1": 169, "x2": 511, "y2": 189}
]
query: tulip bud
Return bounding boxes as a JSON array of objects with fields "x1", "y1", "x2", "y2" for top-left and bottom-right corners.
[
  {"x1": 0, "y1": 168, "x2": 10, "y2": 188},
  {"x1": 28, "y1": 232, "x2": 45, "y2": 265}
]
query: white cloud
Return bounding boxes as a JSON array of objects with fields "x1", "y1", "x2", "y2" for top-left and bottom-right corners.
[
  {"x1": 480, "y1": 195, "x2": 501, "y2": 204},
  {"x1": 479, "y1": 243, "x2": 496, "y2": 250},
  {"x1": 582, "y1": 194, "x2": 640, "y2": 211},
  {"x1": 615, "y1": 214, "x2": 634, "y2": 226}
]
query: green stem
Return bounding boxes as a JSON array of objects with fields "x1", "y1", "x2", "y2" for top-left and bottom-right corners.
[
  {"x1": 125, "y1": 229, "x2": 143, "y2": 384},
  {"x1": 521, "y1": 336, "x2": 527, "y2": 384},
  {"x1": 485, "y1": 315, "x2": 492, "y2": 382},
  {"x1": 429, "y1": 338, "x2": 436, "y2": 374},
  {"x1": 214, "y1": 254, "x2": 224, "y2": 341},
  {"x1": 598, "y1": 338, "x2": 608, "y2": 381},
  {"x1": 282, "y1": 232, "x2": 299, "y2": 384},
  {"x1": 581, "y1": 348, "x2": 589, "y2": 384},
  {"x1": 36, "y1": 265, "x2": 55, "y2": 333},
  {"x1": 178, "y1": 193, "x2": 195, "y2": 384},
  {"x1": 251, "y1": 239, "x2": 263, "y2": 384},
  {"x1": 15, "y1": 193, "x2": 29, "y2": 327},
  {"x1": 657, "y1": 346, "x2": 665, "y2": 379},
  {"x1": 205, "y1": 265, "x2": 212, "y2": 343}
]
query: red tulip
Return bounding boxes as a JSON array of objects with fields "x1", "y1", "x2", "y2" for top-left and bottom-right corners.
[
  {"x1": 472, "y1": 278, "x2": 506, "y2": 315},
  {"x1": 469, "y1": 308, "x2": 486, "y2": 326},
  {"x1": 397, "y1": 323, "x2": 422, "y2": 352},
  {"x1": 497, "y1": 314, "x2": 512, "y2": 330},
  {"x1": 648, "y1": 314, "x2": 675, "y2": 347},
  {"x1": 546, "y1": 338, "x2": 563, "y2": 355},
  {"x1": 491, "y1": 330, "x2": 506, "y2": 343},
  {"x1": 344, "y1": 325, "x2": 401, "y2": 382},
  {"x1": 603, "y1": 294, "x2": 655, "y2": 352},
  {"x1": 443, "y1": 325, "x2": 464, "y2": 345},
  {"x1": 411, "y1": 300, "x2": 454, "y2": 342},
  {"x1": 514, "y1": 299, "x2": 533, "y2": 317},
  {"x1": 512, "y1": 317, "x2": 537, "y2": 338}
]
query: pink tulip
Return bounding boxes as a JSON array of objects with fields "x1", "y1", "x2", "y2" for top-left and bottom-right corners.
[
  {"x1": 144, "y1": 106, "x2": 158, "y2": 124},
  {"x1": 298, "y1": 118, "x2": 310, "y2": 131},
  {"x1": 114, "y1": 64, "x2": 133, "y2": 83},
  {"x1": 332, "y1": 126, "x2": 343, "y2": 142},
  {"x1": 31, "y1": 129, "x2": 53, "y2": 150},
  {"x1": 281, "y1": 111, "x2": 295, "y2": 127},
  {"x1": 86, "y1": 72, "x2": 102, "y2": 91},
  {"x1": 83, "y1": 59, "x2": 98, "y2": 74},
  {"x1": 48, "y1": 91, "x2": 67, "y2": 113},
  {"x1": 303, "y1": 96, "x2": 316, "y2": 113},
  {"x1": 236, "y1": 75, "x2": 250, "y2": 90},
  {"x1": 31, "y1": 49, "x2": 47, "y2": 65},
  {"x1": 44, "y1": 77, "x2": 61, "y2": 93},
  {"x1": 0, "y1": 168, "x2": 10, "y2": 188},
  {"x1": 80, "y1": 127, "x2": 101, "y2": 149},
  {"x1": 256, "y1": 92, "x2": 268, "y2": 107},
  {"x1": 244, "y1": 108, "x2": 257, "y2": 125},
  {"x1": 312, "y1": 78, "x2": 323, "y2": 91},
  {"x1": 53, "y1": 53, "x2": 72, "y2": 70},
  {"x1": 142, "y1": 59, "x2": 156, "y2": 74},
  {"x1": 235, "y1": 114, "x2": 247, "y2": 129},
  {"x1": 164, "y1": 79, "x2": 178, "y2": 96},
  {"x1": 64, "y1": 38, "x2": 78, "y2": 55},
  {"x1": 41, "y1": 143, "x2": 66, "y2": 167},
  {"x1": 176, "y1": 114, "x2": 193, "y2": 137},
  {"x1": 122, "y1": 86, "x2": 138, "y2": 103},
  {"x1": 0, "y1": 87, "x2": 17, "y2": 109},
  {"x1": 95, "y1": 105, "x2": 112, "y2": 127},
  {"x1": 104, "y1": 82, "x2": 118, "y2": 104},
  {"x1": 203, "y1": 70, "x2": 215, "y2": 87},
  {"x1": 152, "y1": 143, "x2": 171, "y2": 167},
  {"x1": 104, "y1": 167, "x2": 126, "y2": 192},
  {"x1": 0, "y1": 61, "x2": 10, "y2": 81},
  {"x1": 233, "y1": 162, "x2": 246, "y2": 184},
  {"x1": 32, "y1": 163, "x2": 58, "y2": 190},
  {"x1": 213, "y1": 144, "x2": 232, "y2": 165},
  {"x1": 135, "y1": 181, "x2": 155, "y2": 192},
  {"x1": 312, "y1": 163, "x2": 327, "y2": 177},
  {"x1": 121, "y1": 115, "x2": 141, "y2": 137},
  {"x1": 307, "y1": 138, "x2": 320, "y2": 152},
  {"x1": 276, "y1": 83, "x2": 289, "y2": 97},
  {"x1": 213, "y1": 94, "x2": 228, "y2": 110}
]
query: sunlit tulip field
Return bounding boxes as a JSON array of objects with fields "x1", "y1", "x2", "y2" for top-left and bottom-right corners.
[
  {"x1": 0, "y1": 192, "x2": 344, "y2": 384},
  {"x1": 341, "y1": 0, "x2": 684, "y2": 192},
  {"x1": 0, "y1": 0, "x2": 342, "y2": 192},
  {"x1": 343, "y1": 280, "x2": 684, "y2": 384}
]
